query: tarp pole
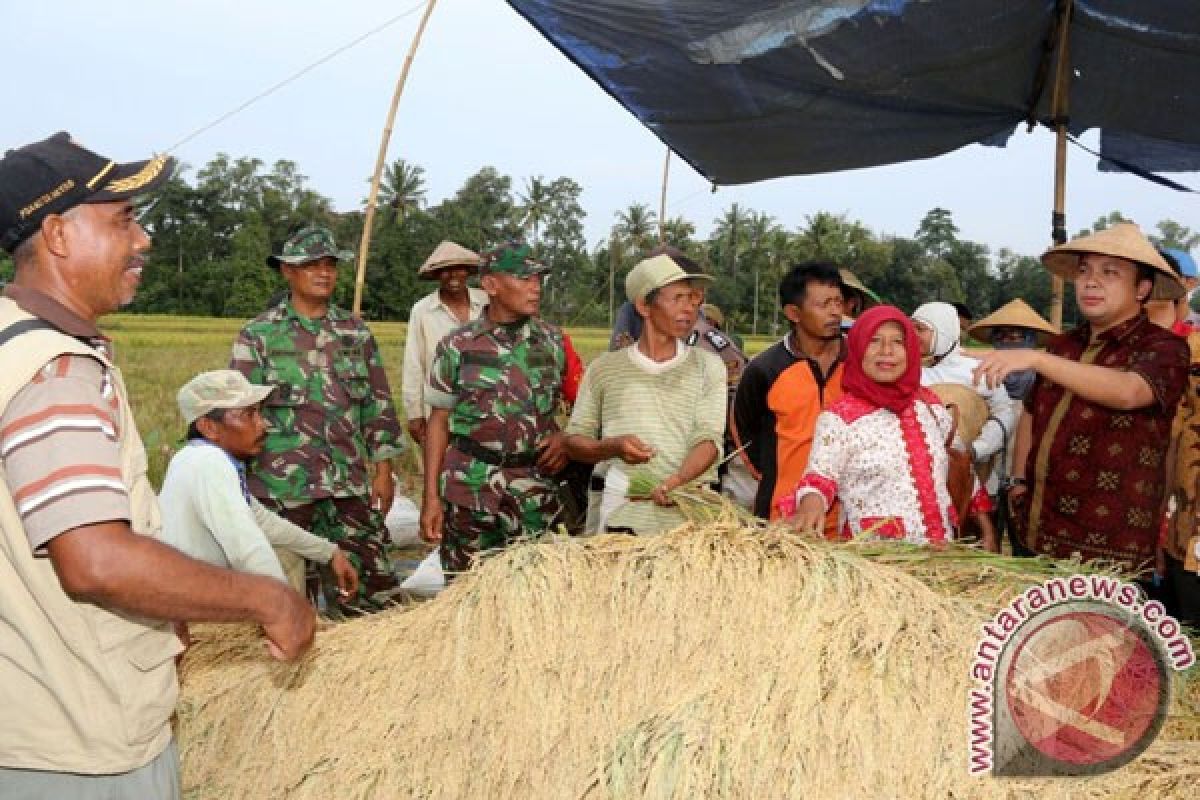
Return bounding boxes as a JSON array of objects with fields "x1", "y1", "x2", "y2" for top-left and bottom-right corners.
[
  {"x1": 1048, "y1": 0, "x2": 1073, "y2": 329},
  {"x1": 352, "y1": 0, "x2": 440, "y2": 317},
  {"x1": 658, "y1": 146, "x2": 671, "y2": 243}
]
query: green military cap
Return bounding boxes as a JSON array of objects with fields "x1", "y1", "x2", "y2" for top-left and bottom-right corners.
[
  {"x1": 480, "y1": 242, "x2": 550, "y2": 278},
  {"x1": 266, "y1": 226, "x2": 354, "y2": 269}
]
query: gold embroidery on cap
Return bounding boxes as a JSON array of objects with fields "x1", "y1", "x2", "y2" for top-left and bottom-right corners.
[
  {"x1": 86, "y1": 161, "x2": 116, "y2": 189},
  {"x1": 103, "y1": 154, "x2": 168, "y2": 193},
  {"x1": 18, "y1": 179, "x2": 76, "y2": 219}
]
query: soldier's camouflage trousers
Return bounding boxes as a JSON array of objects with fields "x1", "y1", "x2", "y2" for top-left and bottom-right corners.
[
  {"x1": 264, "y1": 495, "x2": 398, "y2": 614},
  {"x1": 440, "y1": 487, "x2": 563, "y2": 575}
]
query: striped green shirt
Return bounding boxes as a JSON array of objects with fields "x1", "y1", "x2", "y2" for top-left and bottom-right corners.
[{"x1": 567, "y1": 344, "x2": 726, "y2": 533}]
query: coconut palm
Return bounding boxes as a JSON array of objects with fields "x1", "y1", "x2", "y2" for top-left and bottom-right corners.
[
  {"x1": 517, "y1": 176, "x2": 553, "y2": 247},
  {"x1": 376, "y1": 159, "x2": 426, "y2": 224},
  {"x1": 613, "y1": 203, "x2": 658, "y2": 256}
]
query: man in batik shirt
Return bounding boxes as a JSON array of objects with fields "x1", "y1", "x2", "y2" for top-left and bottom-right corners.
[{"x1": 975, "y1": 224, "x2": 1189, "y2": 575}]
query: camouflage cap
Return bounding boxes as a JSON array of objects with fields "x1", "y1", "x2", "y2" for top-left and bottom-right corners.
[
  {"x1": 480, "y1": 242, "x2": 550, "y2": 278},
  {"x1": 178, "y1": 369, "x2": 274, "y2": 425},
  {"x1": 266, "y1": 226, "x2": 354, "y2": 269}
]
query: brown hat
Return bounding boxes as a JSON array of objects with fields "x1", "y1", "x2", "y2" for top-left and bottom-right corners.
[
  {"x1": 1041, "y1": 223, "x2": 1186, "y2": 302},
  {"x1": 968, "y1": 299, "x2": 1059, "y2": 345},
  {"x1": 418, "y1": 241, "x2": 481, "y2": 278},
  {"x1": 839, "y1": 268, "x2": 880, "y2": 307},
  {"x1": 929, "y1": 383, "x2": 989, "y2": 449}
]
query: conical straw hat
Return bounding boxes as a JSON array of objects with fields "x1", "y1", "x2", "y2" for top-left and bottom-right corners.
[
  {"x1": 839, "y1": 268, "x2": 881, "y2": 305},
  {"x1": 1041, "y1": 222, "x2": 1185, "y2": 301},
  {"x1": 929, "y1": 383, "x2": 989, "y2": 448},
  {"x1": 968, "y1": 299, "x2": 1059, "y2": 345},
  {"x1": 418, "y1": 241, "x2": 481, "y2": 278}
]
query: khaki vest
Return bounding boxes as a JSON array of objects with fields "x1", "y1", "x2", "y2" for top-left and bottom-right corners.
[{"x1": 0, "y1": 298, "x2": 180, "y2": 774}]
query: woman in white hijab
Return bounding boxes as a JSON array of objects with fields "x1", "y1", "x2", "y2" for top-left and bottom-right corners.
[{"x1": 910, "y1": 301, "x2": 1016, "y2": 466}]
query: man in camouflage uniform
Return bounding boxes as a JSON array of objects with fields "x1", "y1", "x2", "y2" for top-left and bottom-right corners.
[
  {"x1": 230, "y1": 226, "x2": 404, "y2": 612},
  {"x1": 419, "y1": 242, "x2": 569, "y2": 573}
]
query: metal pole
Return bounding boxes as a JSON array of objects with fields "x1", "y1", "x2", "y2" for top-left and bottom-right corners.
[{"x1": 352, "y1": 0, "x2": 440, "y2": 317}]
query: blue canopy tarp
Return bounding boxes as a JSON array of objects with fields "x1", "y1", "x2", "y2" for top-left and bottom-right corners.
[{"x1": 506, "y1": 0, "x2": 1200, "y2": 185}]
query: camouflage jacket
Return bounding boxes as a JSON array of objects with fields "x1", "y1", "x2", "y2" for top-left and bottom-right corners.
[
  {"x1": 229, "y1": 300, "x2": 403, "y2": 504},
  {"x1": 426, "y1": 313, "x2": 564, "y2": 509}
]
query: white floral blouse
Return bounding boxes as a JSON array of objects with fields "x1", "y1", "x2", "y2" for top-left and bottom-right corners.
[{"x1": 783, "y1": 389, "x2": 988, "y2": 544}]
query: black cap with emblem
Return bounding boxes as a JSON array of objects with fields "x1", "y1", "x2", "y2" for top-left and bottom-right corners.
[{"x1": 0, "y1": 131, "x2": 176, "y2": 253}]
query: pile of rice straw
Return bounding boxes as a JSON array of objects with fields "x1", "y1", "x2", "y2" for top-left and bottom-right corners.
[{"x1": 178, "y1": 521, "x2": 1200, "y2": 799}]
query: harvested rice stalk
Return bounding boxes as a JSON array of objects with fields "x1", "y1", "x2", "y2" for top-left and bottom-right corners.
[{"x1": 178, "y1": 527, "x2": 1199, "y2": 800}]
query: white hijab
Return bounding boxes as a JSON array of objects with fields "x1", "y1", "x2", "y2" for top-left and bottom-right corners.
[{"x1": 911, "y1": 301, "x2": 961, "y2": 362}]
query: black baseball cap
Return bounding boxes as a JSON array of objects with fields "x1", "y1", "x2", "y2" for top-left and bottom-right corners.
[{"x1": 0, "y1": 132, "x2": 176, "y2": 253}]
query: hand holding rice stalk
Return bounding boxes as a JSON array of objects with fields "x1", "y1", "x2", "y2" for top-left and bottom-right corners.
[{"x1": 624, "y1": 443, "x2": 760, "y2": 526}]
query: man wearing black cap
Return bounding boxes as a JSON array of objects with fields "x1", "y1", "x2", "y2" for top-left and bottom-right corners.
[{"x1": 0, "y1": 132, "x2": 314, "y2": 797}]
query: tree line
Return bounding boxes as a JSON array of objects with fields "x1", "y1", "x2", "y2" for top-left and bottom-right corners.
[{"x1": 1, "y1": 154, "x2": 1195, "y2": 335}]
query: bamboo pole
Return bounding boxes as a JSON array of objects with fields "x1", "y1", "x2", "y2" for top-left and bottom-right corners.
[
  {"x1": 1048, "y1": 0, "x2": 1073, "y2": 329},
  {"x1": 352, "y1": 0, "x2": 440, "y2": 317},
  {"x1": 658, "y1": 146, "x2": 671, "y2": 242}
]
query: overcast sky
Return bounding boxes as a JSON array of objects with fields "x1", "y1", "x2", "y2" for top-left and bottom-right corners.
[{"x1": 9, "y1": 0, "x2": 1200, "y2": 259}]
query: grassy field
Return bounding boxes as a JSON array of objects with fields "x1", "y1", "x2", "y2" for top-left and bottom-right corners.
[{"x1": 103, "y1": 313, "x2": 775, "y2": 489}]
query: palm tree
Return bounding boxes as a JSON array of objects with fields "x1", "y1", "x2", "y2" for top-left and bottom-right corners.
[
  {"x1": 744, "y1": 212, "x2": 777, "y2": 334},
  {"x1": 765, "y1": 227, "x2": 795, "y2": 334},
  {"x1": 376, "y1": 159, "x2": 426, "y2": 224},
  {"x1": 517, "y1": 176, "x2": 553, "y2": 248},
  {"x1": 613, "y1": 203, "x2": 658, "y2": 256},
  {"x1": 660, "y1": 216, "x2": 696, "y2": 248},
  {"x1": 713, "y1": 203, "x2": 748, "y2": 279}
]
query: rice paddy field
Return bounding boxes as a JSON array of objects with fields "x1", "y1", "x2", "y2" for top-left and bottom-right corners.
[
  {"x1": 102, "y1": 314, "x2": 1198, "y2": 798},
  {"x1": 103, "y1": 312, "x2": 772, "y2": 489}
]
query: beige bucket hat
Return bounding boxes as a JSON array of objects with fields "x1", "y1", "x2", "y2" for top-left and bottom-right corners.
[
  {"x1": 1041, "y1": 222, "x2": 1186, "y2": 301},
  {"x1": 626, "y1": 254, "x2": 713, "y2": 303},
  {"x1": 968, "y1": 299, "x2": 1059, "y2": 345},
  {"x1": 178, "y1": 370, "x2": 274, "y2": 425},
  {"x1": 418, "y1": 241, "x2": 481, "y2": 278}
]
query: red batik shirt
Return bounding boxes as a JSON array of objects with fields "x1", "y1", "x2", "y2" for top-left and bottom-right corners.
[{"x1": 1019, "y1": 312, "x2": 1189, "y2": 572}]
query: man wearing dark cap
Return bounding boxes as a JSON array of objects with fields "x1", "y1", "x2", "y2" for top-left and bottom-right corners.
[
  {"x1": 419, "y1": 242, "x2": 569, "y2": 572},
  {"x1": 230, "y1": 226, "x2": 404, "y2": 613},
  {"x1": 0, "y1": 132, "x2": 313, "y2": 797}
]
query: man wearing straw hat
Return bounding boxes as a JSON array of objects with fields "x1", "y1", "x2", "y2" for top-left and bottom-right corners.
[
  {"x1": 968, "y1": 299, "x2": 1059, "y2": 555},
  {"x1": 401, "y1": 241, "x2": 487, "y2": 446},
  {"x1": 231, "y1": 226, "x2": 404, "y2": 613},
  {"x1": 0, "y1": 132, "x2": 313, "y2": 797},
  {"x1": 968, "y1": 298, "x2": 1059, "y2": 403},
  {"x1": 975, "y1": 223, "x2": 1189, "y2": 574},
  {"x1": 420, "y1": 242, "x2": 569, "y2": 571}
]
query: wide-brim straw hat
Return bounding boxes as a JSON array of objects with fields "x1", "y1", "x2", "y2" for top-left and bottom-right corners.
[
  {"x1": 968, "y1": 299, "x2": 1059, "y2": 346},
  {"x1": 418, "y1": 241, "x2": 481, "y2": 278},
  {"x1": 929, "y1": 383, "x2": 989, "y2": 448},
  {"x1": 1041, "y1": 222, "x2": 1186, "y2": 301}
]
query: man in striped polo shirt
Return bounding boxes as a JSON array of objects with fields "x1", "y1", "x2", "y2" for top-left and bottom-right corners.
[
  {"x1": 565, "y1": 253, "x2": 726, "y2": 534},
  {"x1": 0, "y1": 132, "x2": 314, "y2": 798}
]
